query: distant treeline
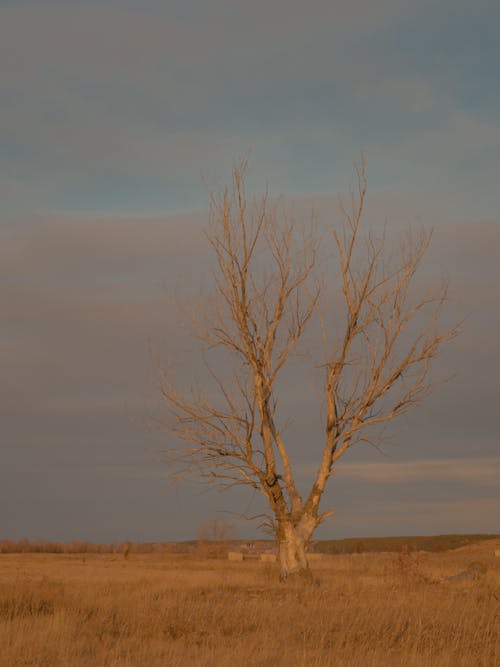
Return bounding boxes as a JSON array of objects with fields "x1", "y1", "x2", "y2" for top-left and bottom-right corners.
[
  {"x1": 0, "y1": 534, "x2": 498, "y2": 555},
  {"x1": 0, "y1": 540, "x2": 190, "y2": 555}
]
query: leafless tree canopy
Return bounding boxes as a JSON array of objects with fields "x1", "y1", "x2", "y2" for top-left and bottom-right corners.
[{"x1": 158, "y1": 159, "x2": 459, "y2": 579}]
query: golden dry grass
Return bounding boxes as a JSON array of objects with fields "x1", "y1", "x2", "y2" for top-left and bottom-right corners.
[{"x1": 1, "y1": 540, "x2": 499, "y2": 666}]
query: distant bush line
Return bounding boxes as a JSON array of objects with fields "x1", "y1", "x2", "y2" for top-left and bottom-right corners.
[
  {"x1": 0, "y1": 534, "x2": 498, "y2": 555},
  {"x1": 0, "y1": 540, "x2": 185, "y2": 555}
]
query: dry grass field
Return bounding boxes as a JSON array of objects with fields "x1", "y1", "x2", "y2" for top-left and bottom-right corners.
[{"x1": 1, "y1": 539, "x2": 499, "y2": 666}]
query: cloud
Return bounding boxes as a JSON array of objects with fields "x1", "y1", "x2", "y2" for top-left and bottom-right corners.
[
  {"x1": 2, "y1": 209, "x2": 498, "y2": 432},
  {"x1": 1, "y1": 0, "x2": 500, "y2": 541},
  {"x1": 336, "y1": 457, "x2": 500, "y2": 486},
  {"x1": 322, "y1": 496, "x2": 500, "y2": 537},
  {"x1": 2, "y1": 0, "x2": 499, "y2": 217},
  {"x1": 2, "y1": 206, "x2": 499, "y2": 540}
]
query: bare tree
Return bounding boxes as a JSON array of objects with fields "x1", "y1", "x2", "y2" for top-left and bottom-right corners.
[
  {"x1": 197, "y1": 517, "x2": 235, "y2": 557},
  {"x1": 158, "y1": 159, "x2": 459, "y2": 581}
]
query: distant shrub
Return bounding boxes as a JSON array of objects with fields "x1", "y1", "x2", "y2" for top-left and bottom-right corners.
[{"x1": 467, "y1": 561, "x2": 488, "y2": 576}]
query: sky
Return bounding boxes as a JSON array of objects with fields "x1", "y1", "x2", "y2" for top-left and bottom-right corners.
[{"x1": 1, "y1": 0, "x2": 499, "y2": 543}]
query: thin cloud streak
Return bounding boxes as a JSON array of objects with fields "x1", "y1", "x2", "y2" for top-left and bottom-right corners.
[
  {"x1": 322, "y1": 497, "x2": 500, "y2": 538},
  {"x1": 335, "y1": 457, "x2": 500, "y2": 485}
]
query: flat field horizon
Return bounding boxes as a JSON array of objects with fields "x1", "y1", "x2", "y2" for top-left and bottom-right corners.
[{"x1": 1, "y1": 535, "x2": 498, "y2": 666}]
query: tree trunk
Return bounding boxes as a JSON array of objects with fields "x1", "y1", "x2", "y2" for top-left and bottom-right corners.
[{"x1": 278, "y1": 521, "x2": 314, "y2": 582}]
